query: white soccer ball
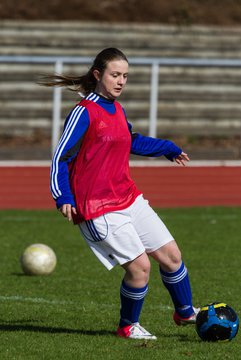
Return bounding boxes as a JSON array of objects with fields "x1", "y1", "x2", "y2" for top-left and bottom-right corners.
[{"x1": 20, "y1": 243, "x2": 57, "y2": 275}]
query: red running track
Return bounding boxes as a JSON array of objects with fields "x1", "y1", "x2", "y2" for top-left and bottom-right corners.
[{"x1": 0, "y1": 165, "x2": 241, "y2": 209}]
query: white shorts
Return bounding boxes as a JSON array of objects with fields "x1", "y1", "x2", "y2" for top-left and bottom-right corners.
[{"x1": 79, "y1": 195, "x2": 174, "y2": 270}]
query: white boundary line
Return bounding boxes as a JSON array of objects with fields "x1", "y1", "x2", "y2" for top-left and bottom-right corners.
[
  {"x1": 0, "y1": 160, "x2": 241, "y2": 167},
  {"x1": 0, "y1": 295, "x2": 73, "y2": 306},
  {"x1": 0, "y1": 161, "x2": 51, "y2": 167},
  {"x1": 0, "y1": 295, "x2": 172, "y2": 310},
  {"x1": 131, "y1": 160, "x2": 241, "y2": 167}
]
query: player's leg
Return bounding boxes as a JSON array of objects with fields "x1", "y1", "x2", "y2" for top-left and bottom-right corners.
[
  {"x1": 120, "y1": 252, "x2": 150, "y2": 327},
  {"x1": 131, "y1": 195, "x2": 198, "y2": 325},
  {"x1": 149, "y1": 242, "x2": 198, "y2": 325},
  {"x1": 79, "y1": 208, "x2": 156, "y2": 339},
  {"x1": 117, "y1": 252, "x2": 156, "y2": 339}
]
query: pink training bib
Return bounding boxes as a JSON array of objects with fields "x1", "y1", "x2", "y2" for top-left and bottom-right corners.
[{"x1": 69, "y1": 99, "x2": 141, "y2": 223}]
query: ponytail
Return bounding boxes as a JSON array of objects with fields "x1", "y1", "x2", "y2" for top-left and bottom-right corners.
[
  {"x1": 38, "y1": 68, "x2": 97, "y2": 96},
  {"x1": 38, "y1": 48, "x2": 128, "y2": 96}
]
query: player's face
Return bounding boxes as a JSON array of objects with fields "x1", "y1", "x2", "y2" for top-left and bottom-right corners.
[{"x1": 94, "y1": 60, "x2": 128, "y2": 100}]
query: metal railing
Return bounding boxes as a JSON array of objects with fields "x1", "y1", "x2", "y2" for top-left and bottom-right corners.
[{"x1": 1, "y1": 55, "x2": 241, "y2": 154}]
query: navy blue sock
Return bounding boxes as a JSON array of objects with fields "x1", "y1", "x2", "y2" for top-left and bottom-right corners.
[
  {"x1": 160, "y1": 261, "x2": 194, "y2": 318},
  {"x1": 119, "y1": 280, "x2": 148, "y2": 328}
]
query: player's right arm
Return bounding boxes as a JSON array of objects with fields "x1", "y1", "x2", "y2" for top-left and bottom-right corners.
[{"x1": 50, "y1": 104, "x2": 90, "y2": 216}]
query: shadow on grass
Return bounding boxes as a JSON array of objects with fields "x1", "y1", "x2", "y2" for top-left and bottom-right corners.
[
  {"x1": 156, "y1": 330, "x2": 200, "y2": 343},
  {"x1": 0, "y1": 323, "x2": 114, "y2": 336},
  {"x1": 0, "y1": 321, "x2": 200, "y2": 342},
  {"x1": 11, "y1": 273, "x2": 27, "y2": 276}
]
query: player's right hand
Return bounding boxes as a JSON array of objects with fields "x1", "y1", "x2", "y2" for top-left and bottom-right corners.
[{"x1": 59, "y1": 204, "x2": 77, "y2": 221}]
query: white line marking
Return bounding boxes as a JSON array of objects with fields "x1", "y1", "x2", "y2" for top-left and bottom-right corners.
[
  {"x1": 0, "y1": 160, "x2": 241, "y2": 167},
  {"x1": 0, "y1": 213, "x2": 239, "y2": 223},
  {"x1": 0, "y1": 295, "x2": 173, "y2": 311},
  {"x1": 0, "y1": 295, "x2": 73, "y2": 306},
  {"x1": 0, "y1": 161, "x2": 51, "y2": 167}
]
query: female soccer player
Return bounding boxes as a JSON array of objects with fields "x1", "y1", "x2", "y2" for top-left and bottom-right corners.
[{"x1": 43, "y1": 48, "x2": 198, "y2": 340}]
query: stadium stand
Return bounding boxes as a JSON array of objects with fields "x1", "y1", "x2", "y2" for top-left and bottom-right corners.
[{"x1": 0, "y1": 21, "x2": 241, "y2": 159}]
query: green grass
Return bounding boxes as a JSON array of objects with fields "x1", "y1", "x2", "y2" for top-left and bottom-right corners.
[{"x1": 0, "y1": 207, "x2": 241, "y2": 360}]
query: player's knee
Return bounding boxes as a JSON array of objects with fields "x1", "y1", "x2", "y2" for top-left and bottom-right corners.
[
  {"x1": 134, "y1": 261, "x2": 150, "y2": 283},
  {"x1": 156, "y1": 244, "x2": 182, "y2": 272},
  {"x1": 169, "y1": 247, "x2": 182, "y2": 267},
  {"x1": 140, "y1": 260, "x2": 151, "y2": 281},
  {"x1": 124, "y1": 256, "x2": 151, "y2": 284}
]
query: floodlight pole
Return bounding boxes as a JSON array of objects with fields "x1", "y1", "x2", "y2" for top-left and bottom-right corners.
[
  {"x1": 149, "y1": 62, "x2": 159, "y2": 138},
  {"x1": 51, "y1": 60, "x2": 63, "y2": 155}
]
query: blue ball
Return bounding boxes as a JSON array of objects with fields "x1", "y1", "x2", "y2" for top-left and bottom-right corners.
[{"x1": 196, "y1": 302, "x2": 239, "y2": 342}]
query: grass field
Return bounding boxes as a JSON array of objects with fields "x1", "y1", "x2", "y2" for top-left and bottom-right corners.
[{"x1": 0, "y1": 207, "x2": 240, "y2": 360}]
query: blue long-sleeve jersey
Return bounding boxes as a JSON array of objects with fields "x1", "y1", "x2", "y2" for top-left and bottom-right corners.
[{"x1": 50, "y1": 92, "x2": 182, "y2": 209}]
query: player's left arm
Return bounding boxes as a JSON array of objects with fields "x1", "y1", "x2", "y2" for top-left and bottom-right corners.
[{"x1": 127, "y1": 121, "x2": 189, "y2": 165}]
